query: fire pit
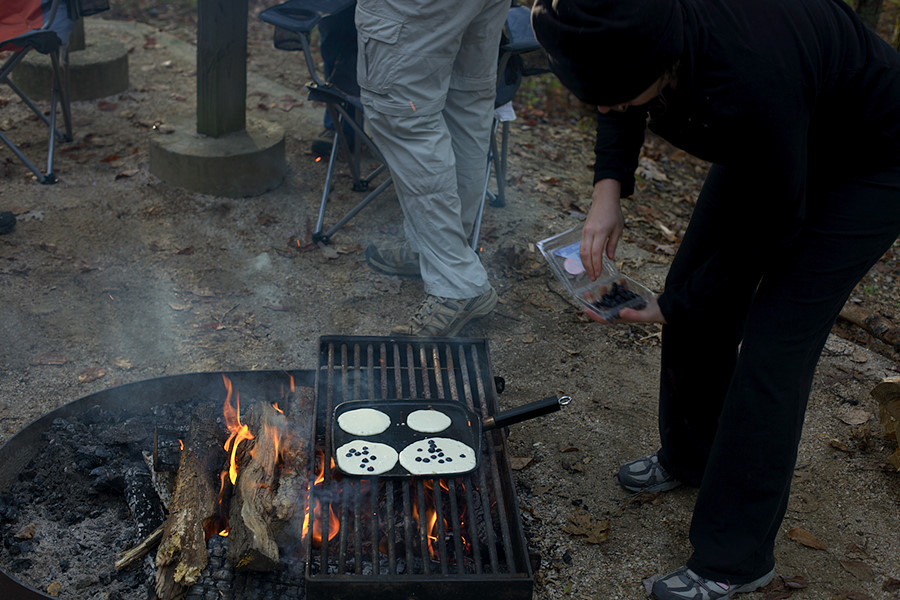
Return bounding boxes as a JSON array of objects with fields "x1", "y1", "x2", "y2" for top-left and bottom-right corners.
[{"x1": 0, "y1": 336, "x2": 534, "y2": 600}]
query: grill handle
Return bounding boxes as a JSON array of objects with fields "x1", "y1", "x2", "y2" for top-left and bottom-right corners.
[{"x1": 484, "y1": 395, "x2": 571, "y2": 430}]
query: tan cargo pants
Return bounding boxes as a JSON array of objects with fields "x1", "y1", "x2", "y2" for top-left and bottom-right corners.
[{"x1": 355, "y1": 0, "x2": 508, "y2": 299}]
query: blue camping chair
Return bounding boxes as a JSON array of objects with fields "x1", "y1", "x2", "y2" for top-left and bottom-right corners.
[{"x1": 0, "y1": 0, "x2": 77, "y2": 184}]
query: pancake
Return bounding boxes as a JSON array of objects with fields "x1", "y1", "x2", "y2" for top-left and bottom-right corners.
[
  {"x1": 406, "y1": 409, "x2": 452, "y2": 433},
  {"x1": 335, "y1": 440, "x2": 398, "y2": 476},
  {"x1": 337, "y1": 407, "x2": 391, "y2": 436},
  {"x1": 399, "y1": 437, "x2": 477, "y2": 476}
]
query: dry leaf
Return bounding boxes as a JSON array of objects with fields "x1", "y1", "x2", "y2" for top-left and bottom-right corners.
[
  {"x1": 829, "y1": 438, "x2": 852, "y2": 452},
  {"x1": 839, "y1": 559, "x2": 876, "y2": 581},
  {"x1": 786, "y1": 527, "x2": 827, "y2": 550},
  {"x1": 112, "y1": 357, "x2": 134, "y2": 370},
  {"x1": 560, "y1": 508, "x2": 609, "y2": 544},
  {"x1": 509, "y1": 456, "x2": 533, "y2": 470},
  {"x1": 77, "y1": 366, "x2": 107, "y2": 384},
  {"x1": 115, "y1": 169, "x2": 139, "y2": 180},
  {"x1": 839, "y1": 408, "x2": 871, "y2": 426},
  {"x1": 31, "y1": 352, "x2": 67, "y2": 366}
]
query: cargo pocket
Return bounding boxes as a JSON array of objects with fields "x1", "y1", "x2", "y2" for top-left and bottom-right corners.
[{"x1": 355, "y1": 5, "x2": 403, "y2": 95}]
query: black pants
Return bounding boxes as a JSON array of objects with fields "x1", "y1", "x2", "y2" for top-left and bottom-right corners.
[{"x1": 656, "y1": 164, "x2": 900, "y2": 584}]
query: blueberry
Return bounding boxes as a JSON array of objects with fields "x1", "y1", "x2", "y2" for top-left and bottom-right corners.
[
  {"x1": 367, "y1": 466, "x2": 374, "y2": 472},
  {"x1": 416, "y1": 457, "x2": 422, "y2": 462},
  {"x1": 423, "y1": 458, "x2": 430, "y2": 463}
]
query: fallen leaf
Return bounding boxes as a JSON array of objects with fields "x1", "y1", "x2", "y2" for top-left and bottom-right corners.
[
  {"x1": 509, "y1": 456, "x2": 533, "y2": 470},
  {"x1": 830, "y1": 591, "x2": 874, "y2": 600},
  {"x1": 883, "y1": 577, "x2": 900, "y2": 593},
  {"x1": 112, "y1": 357, "x2": 134, "y2": 370},
  {"x1": 839, "y1": 408, "x2": 871, "y2": 426},
  {"x1": 31, "y1": 352, "x2": 67, "y2": 365},
  {"x1": 781, "y1": 575, "x2": 808, "y2": 589},
  {"x1": 77, "y1": 366, "x2": 107, "y2": 384},
  {"x1": 559, "y1": 445, "x2": 579, "y2": 453},
  {"x1": 97, "y1": 101, "x2": 118, "y2": 112},
  {"x1": 560, "y1": 508, "x2": 609, "y2": 544},
  {"x1": 839, "y1": 559, "x2": 876, "y2": 581},
  {"x1": 521, "y1": 334, "x2": 536, "y2": 343},
  {"x1": 100, "y1": 154, "x2": 121, "y2": 163},
  {"x1": 829, "y1": 438, "x2": 852, "y2": 452},
  {"x1": 14, "y1": 523, "x2": 35, "y2": 539},
  {"x1": 787, "y1": 527, "x2": 827, "y2": 550},
  {"x1": 115, "y1": 169, "x2": 139, "y2": 180},
  {"x1": 46, "y1": 582, "x2": 60, "y2": 597}
]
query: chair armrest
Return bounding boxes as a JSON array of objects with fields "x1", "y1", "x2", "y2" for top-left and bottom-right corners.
[
  {"x1": 501, "y1": 4, "x2": 539, "y2": 54},
  {"x1": 259, "y1": 0, "x2": 354, "y2": 36}
]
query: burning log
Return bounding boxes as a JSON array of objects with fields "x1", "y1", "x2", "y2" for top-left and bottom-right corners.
[
  {"x1": 155, "y1": 403, "x2": 226, "y2": 600},
  {"x1": 272, "y1": 386, "x2": 312, "y2": 526},
  {"x1": 227, "y1": 401, "x2": 297, "y2": 571}
]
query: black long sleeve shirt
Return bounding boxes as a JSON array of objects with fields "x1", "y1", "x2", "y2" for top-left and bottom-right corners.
[{"x1": 592, "y1": 0, "x2": 900, "y2": 322}]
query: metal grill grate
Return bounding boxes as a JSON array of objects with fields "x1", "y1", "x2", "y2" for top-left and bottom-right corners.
[{"x1": 305, "y1": 336, "x2": 533, "y2": 600}]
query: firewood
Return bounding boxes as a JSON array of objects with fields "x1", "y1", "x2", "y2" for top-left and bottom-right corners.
[
  {"x1": 124, "y1": 464, "x2": 165, "y2": 539},
  {"x1": 870, "y1": 376, "x2": 900, "y2": 470},
  {"x1": 154, "y1": 403, "x2": 226, "y2": 600},
  {"x1": 226, "y1": 402, "x2": 284, "y2": 571},
  {"x1": 116, "y1": 524, "x2": 164, "y2": 571},
  {"x1": 272, "y1": 387, "x2": 313, "y2": 526},
  {"x1": 839, "y1": 304, "x2": 900, "y2": 350}
]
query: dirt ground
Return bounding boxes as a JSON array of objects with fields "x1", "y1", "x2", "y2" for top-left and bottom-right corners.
[{"x1": 1, "y1": 11, "x2": 898, "y2": 600}]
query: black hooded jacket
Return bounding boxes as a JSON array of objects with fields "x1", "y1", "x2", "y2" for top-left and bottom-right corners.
[{"x1": 592, "y1": 0, "x2": 900, "y2": 322}]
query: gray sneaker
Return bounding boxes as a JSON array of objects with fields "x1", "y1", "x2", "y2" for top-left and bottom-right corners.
[
  {"x1": 391, "y1": 288, "x2": 498, "y2": 337},
  {"x1": 651, "y1": 566, "x2": 775, "y2": 599},
  {"x1": 617, "y1": 452, "x2": 681, "y2": 493},
  {"x1": 365, "y1": 239, "x2": 420, "y2": 277}
]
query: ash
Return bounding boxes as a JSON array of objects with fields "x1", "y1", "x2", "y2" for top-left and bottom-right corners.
[{"x1": 0, "y1": 399, "x2": 305, "y2": 600}]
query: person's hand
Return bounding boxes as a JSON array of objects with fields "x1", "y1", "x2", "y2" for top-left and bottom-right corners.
[
  {"x1": 580, "y1": 179, "x2": 625, "y2": 280},
  {"x1": 584, "y1": 295, "x2": 667, "y2": 325}
]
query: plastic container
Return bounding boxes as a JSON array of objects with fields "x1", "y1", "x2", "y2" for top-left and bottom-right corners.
[{"x1": 537, "y1": 226, "x2": 654, "y2": 321}]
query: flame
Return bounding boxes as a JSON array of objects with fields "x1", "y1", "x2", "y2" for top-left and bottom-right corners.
[
  {"x1": 222, "y1": 375, "x2": 255, "y2": 485},
  {"x1": 302, "y1": 451, "x2": 340, "y2": 545}
]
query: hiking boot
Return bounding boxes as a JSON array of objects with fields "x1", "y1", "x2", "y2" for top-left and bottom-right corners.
[
  {"x1": 651, "y1": 566, "x2": 776, "y2": 599},
  {"x1": 617, "y1": 452, "x2": 681, "y2": 493},
  {"x1": 365, "y1": 240, "x2": 420, "y2": 277},
  {"x1": 391, "y1": 288, "x2": 498, "y2": 337}
]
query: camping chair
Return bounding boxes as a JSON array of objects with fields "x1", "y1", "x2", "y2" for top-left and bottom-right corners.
[
  {"x1": 259, "y1": 0, "x2": 546, "y2": 249},
  {"x1": 0, "y1": 0, "x2": 75, "y2": 184}
]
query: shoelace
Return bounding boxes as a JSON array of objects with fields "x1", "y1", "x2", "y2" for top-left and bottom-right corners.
[{"x1": 409, "y1": 296, "x2": 445, "y2": 326}]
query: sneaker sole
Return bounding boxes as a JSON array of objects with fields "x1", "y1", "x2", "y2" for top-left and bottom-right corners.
[{"x1": 619, "y1": 479, "x2": 682, "y2": 493}]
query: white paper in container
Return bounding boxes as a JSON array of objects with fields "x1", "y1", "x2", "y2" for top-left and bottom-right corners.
[{"x1": 537, "y1": 226, "x2": 655, "y2": 321}]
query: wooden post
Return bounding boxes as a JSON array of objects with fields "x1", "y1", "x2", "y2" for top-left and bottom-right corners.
[{"x1": 196, "y1": 0, "x2": 248, "y2": 137}]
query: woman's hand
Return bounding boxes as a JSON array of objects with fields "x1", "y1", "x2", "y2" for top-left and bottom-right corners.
[
  {"x1": 584, "y1": 295, "x2": 667, "y2": 324},
  {"x1": 581, "y1": 179, "x2": 625, "y2": 280}
]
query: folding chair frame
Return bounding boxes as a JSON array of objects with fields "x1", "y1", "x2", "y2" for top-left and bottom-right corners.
[{"x1": 0, "y1": 0, "x2": 73, "y2": 184}]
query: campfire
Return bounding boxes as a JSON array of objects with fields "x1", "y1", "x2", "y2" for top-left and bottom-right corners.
[{"x1": 0, "y1": 336, "x2": 534, "y2": 600}]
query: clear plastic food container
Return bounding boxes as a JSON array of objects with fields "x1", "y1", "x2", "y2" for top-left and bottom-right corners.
[{"x1": 537, "y1": 226, "x2": 654, "y2": 321}]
